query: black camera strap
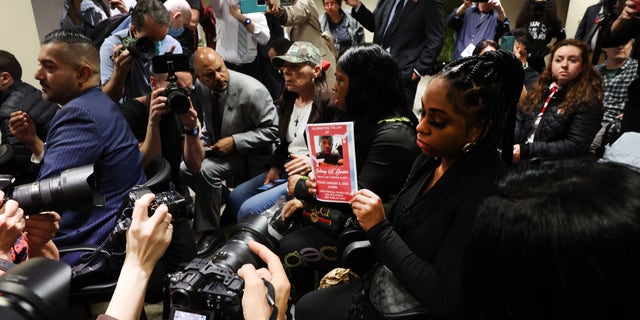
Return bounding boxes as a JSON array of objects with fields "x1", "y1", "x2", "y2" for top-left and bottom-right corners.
[{"x1": 263, "y1": 279, "x2": 278, "y2": 320}]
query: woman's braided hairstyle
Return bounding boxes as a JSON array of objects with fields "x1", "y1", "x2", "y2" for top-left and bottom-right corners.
[{"x1": 436, "y1": 51, "x2": 524, "y2": 163}]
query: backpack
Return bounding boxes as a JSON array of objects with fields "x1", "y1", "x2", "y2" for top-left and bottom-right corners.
[{"x1": 90, "y1": 13, "x2": 131, "y2": 48}]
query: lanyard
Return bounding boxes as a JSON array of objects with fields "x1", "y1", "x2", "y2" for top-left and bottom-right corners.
[{"x1": 538, "y1": 82, "x2": 558, "y2": 116}]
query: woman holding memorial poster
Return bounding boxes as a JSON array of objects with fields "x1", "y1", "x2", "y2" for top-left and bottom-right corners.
[
  {"x1": 294, "y1": 50, "x2": 524, "y2": 319},
  {"x1": 279, "y1": 44, "x2": 419, "y2": 299}
]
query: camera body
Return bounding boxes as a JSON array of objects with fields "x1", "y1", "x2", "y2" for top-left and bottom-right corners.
[
  {"x1": 152, "y1": 53, "x2": 192, "y2": 115},
  {"x1": 127, "y1": 185, "x2": 188, "y2": 219},
  {"x1": 120, "y1": 35, "x2": 155, "y2": 60},
  {"x1": 168, "y1": 258, "x2": 244, "y2": 320},
  {"x1": 168, "y1": 214, "x2": 279, "y2": 320}
]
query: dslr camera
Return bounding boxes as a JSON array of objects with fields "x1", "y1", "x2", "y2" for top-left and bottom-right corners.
[
  {"x1": 0, "y1": 164, "x2": 104, "y2": 215},
  {"x1": 152, "y1": 53, "x2": 192, "y2": 115},
  {"x1": 119, "y1": 35, "x2": 155, "y2": 60},
  {"x1": 168, "y1": 214, "x2": 279, "y2": 320},
  {"x1": 126, "y1": 185, "x2": 188, "y2": 219}
]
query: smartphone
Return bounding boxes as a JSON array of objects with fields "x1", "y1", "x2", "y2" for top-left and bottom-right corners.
[
  {"x1": 257, "y1": 178, "x2": 286, "y2": 191},
  {"x1": 500, "y1": 35, "x2": 514, "y2": 52}
]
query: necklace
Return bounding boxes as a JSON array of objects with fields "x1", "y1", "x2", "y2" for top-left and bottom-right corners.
[{"x1": 290, "y1": 103, "x2": 311, "y2": 138}]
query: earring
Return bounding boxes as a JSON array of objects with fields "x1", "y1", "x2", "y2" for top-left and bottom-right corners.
[{"x1": 463, "y1": 141, "x2": 477, "y2": 154}]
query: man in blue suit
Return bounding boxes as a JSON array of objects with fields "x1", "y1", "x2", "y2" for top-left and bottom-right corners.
[{"x1": 11, "y1": 29, "x2": 146, "y2": 266}]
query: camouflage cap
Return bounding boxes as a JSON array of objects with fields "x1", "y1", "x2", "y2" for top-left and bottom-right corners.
[{"x1": 272, "y1": 41, "x2": 322, "y2": 67}]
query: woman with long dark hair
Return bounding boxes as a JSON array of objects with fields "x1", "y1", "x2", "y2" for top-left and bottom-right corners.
[{"x1": 279, "y1": 44, "x2": 419, "y2": 298}]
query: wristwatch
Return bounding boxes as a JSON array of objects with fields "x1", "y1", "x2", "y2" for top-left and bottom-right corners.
[
  {"x1": 0, "y1": 258, "x2": 16, "y2": 272},
  {"x1": 183, "y1": 127, "x2": 200, "y2": 137},
  {"x1": 244, "y1": 18, "x2": 252, "y2": 25}
]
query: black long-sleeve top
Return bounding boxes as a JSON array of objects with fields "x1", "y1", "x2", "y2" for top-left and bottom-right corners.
[{"x1": 364, "y1": 147, "x2": 507, "y2": 317}]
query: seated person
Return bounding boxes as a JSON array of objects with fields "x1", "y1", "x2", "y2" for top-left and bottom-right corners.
[
  {"x1": 280, "y1": 45, "x2": 420, "y2": 299},
  {"x1": 0, "y1": 190, "x2": 60, "y2": 275},
  {"x1": 20, "y1": 29, "x2": 146, "y2": 267},
  {"x1": 513, "y1": 39, "x2": 604, "y2": 162},
  {"x1": 189, "y1": 47, "x2": 279, "y2": 257},
  {"x1": 1, "y1": 50, "x2": 58, "y2": 184},
  {"x1": 225, "y1": 41, "x2": 337, "y2": 222},
  {"x1": 315, "y1": 135, "x2": 343, "y2": 165},
  {"x1": 294, "y1": 50, "x2": 523, "y2": 319},
  {"x1": 464, "y1": 159, "x2": 640, "y2": 320}
]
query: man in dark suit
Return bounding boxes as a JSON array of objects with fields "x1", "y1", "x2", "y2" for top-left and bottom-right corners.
[
  {"x1": 9, "y1": 29, "x2": 146, "y2": 266},
  {"x1": 575, "y1": 2, "x2": 604, "y2": 48},
  {"x1": 190, "y1": 47, "x2": 279, "y2": 257},
  {"x1": 345, "y1": 0, "x2": 444, "y2": 101}
]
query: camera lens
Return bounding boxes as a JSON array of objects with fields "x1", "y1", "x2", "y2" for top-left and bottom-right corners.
[
  {"x1": 11, "y1": 164, "x2": 101, "y2": 214},
  {"x1": 166, "y1": 89, "x2": 190, "y2": 115},
  {"x1": 130, "y1": 37, "x2": 155, "y2": 60}
]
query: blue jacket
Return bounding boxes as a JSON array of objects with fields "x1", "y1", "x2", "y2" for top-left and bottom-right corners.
[{"x1": 40, "y1": 87, "x2": 145, "y2": 266}]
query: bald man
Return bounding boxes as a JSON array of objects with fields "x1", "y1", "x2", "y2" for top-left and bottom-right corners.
[
  {"x1": 188, "y1": 47, "x2": 278, "y2": 257},
  {"x1": 11, "y1": 29, "x2": 146, "y2": 266}
]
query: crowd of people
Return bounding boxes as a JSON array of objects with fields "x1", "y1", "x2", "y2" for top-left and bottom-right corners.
[{"x1": 1, "y1": 0, "x2": 640, "y2": 319}]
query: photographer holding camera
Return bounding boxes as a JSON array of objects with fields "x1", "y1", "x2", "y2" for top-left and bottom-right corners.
[
  {"x1": 119, "y1": 55, "x2": 202, "y2": 273},
  {"x1": 0, "y1": 190, "x2": 60, "y2": 275},
  {"x1": 100, "y1": 0, "x2": 183, "y2": 103}
]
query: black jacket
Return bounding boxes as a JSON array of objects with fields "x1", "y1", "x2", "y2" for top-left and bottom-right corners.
[
  {"x1": 0, "y1": 81, "x2": 58, "y2": 182},
  {"x1": 364, "y1": 146, "x2": 508, "y2": 318},
  {"x1": 351, "y1": 0, "x2": 444, "y2": 78},
  {"x1": 514, "y1": 87, "x2": 603, "y2": 160}
]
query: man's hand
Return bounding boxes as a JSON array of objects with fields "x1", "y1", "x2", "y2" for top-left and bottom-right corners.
[
  {"x1": 0, "y1": 191, "x2": 25, "y2": 261},
  {"x1": 178, "y1": 103, "x2": 199, "y2": 130},
  {"x1": 210, "y1": 136, "x2": 235, "y2": 155},
  {"x1": 149, "y1": 88, "x2": 170, "y2": 126},
  {"x1": 110, "y1": 0, "x2": 129, "y2": 13},
  {"x1": 24, "y1": 212, "x2": 60, "y2": 258},
  {"x1": 112, "y1": 44, "x2": 135, "y2": 77},
  {"x1": 9, "y1": 111, "x2": 41, "y2": 151}
]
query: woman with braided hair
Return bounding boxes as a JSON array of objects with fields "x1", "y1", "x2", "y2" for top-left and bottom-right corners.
[{"x1": 295, "y1": 50, "x2": 524, "y2": 319}]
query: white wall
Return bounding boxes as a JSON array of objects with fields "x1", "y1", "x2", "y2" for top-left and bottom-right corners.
[
  {"x1": 566, "y1": 0, "x2": 600, "y2": 38},
  {"x1": 0, "y1": 0, "x2": 65, "y2": 88}
]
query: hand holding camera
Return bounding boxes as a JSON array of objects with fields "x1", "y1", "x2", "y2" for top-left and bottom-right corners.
[
  {"x1": 149, "y1": 87, "x2": 172, "y2": 125},
  {"x1": 238, "y1": 240, "x2": 291, "y2": 320}
]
